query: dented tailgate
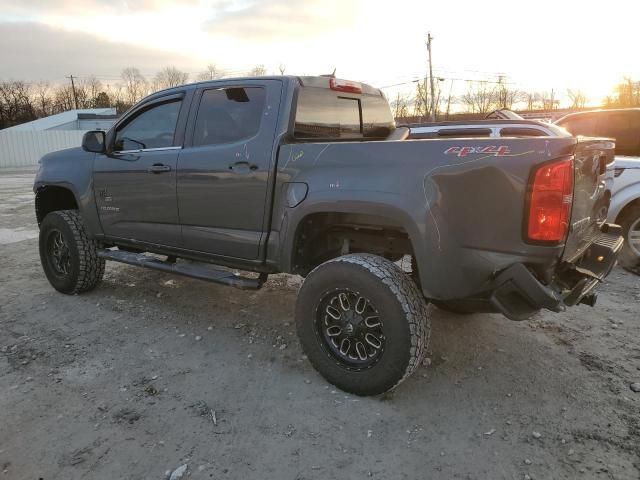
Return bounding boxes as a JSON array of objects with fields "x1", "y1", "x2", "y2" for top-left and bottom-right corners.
[{"x1": 562, "y1": 137, "x2": 616, "y2": 261}]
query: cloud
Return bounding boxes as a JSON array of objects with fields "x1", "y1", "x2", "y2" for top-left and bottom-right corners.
[
  {"x1": 0, "y1": 22, "x2": 200, "y2": 81},
  {"x1": 203, "y1": 0, "x2": 363, "y2": 40},
  {"x1": 2, "y1": 0, "x2": 201, "y2": 17}
]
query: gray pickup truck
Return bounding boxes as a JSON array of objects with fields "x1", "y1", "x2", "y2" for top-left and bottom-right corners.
[{"x1": 34, "y1": 76, "x2": 623, "y2": 395}]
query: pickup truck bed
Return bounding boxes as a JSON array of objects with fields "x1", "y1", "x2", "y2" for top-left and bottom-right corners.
[
  {"x1": 33, "y1": 76, "x2": 623, "y2": 395},
  {"x1": 274, "y1": 134, "x2": 621, "y2": 319}
]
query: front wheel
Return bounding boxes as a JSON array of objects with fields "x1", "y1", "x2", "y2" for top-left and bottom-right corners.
[
  {"x1": 39, "y1": 210, "x2": 105, "y2": 294},
  {"x1": 295, "y1": 254, "x2": 430, "y2": 396}
]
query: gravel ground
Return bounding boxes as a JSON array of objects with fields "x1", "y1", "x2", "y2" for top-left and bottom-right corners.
[{"x1": 1, "y1": 169, "x2": 639, "y2": 480}]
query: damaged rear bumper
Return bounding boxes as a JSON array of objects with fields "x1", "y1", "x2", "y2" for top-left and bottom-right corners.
[{"x1": 490, "y1": 224, "x2": 624, "y2": 320}]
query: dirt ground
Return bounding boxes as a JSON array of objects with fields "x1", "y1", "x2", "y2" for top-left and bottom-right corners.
[{"x1": 1, "y1": 169, "x2": 639, "y2": 480}]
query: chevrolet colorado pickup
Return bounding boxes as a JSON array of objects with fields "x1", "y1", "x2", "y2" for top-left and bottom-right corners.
[{"x1": 34, "y1": 76, "x2": 623, "y2": 395}]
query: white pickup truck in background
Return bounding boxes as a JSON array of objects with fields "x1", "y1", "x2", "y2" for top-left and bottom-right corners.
[{"x1": 555, "y1": 108, "x2": 640, "y2": 272}]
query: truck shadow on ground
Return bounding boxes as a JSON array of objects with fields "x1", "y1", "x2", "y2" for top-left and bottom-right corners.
[{"x1": 96, "y1": 263, "x2": 570, "y2": 402}]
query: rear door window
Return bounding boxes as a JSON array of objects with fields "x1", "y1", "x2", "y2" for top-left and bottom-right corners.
[{"x1": 193, "y1": 87, "x2": 265, "y2": 146}]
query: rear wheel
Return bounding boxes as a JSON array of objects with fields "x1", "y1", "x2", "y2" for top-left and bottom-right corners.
[
  {"x1": 295, "y1": 254, "x2": 430, "y2": 396},
  {"x1": 39, "y1": 210, "x2": 105, "y2": 294},
  {"x1": 618, "y1": 205, "x2": 640, "y2": 273}
]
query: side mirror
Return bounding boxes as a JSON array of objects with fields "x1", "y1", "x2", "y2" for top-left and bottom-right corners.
[{"x1": 82, "y1": 130, "x2": 106, "y2": 153}]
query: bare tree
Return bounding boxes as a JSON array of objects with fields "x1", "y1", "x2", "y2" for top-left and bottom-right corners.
[
  {"x1": 523, "y1": 91, "x2": 543, "y2": 111},
  {"x1": 248, "y1": 64, "x2": 267, "y2": 76},
  {"x1": 278, "y1": 64, "x2": 286, "y2": 75},
  {"x1": 391, "y1": 92, "x2": 410, "y2": 120},
  {"x1": 121, "y1": 67, "x2": 147, "y2": 104},
  {"x1": 154, "y1": 66, "x2": 189, "y2": 90},
  {"x1": 605, "y1": 77, "x2": 640, "y2": 107},
  {"x1": 106, "y1": 83, "x2": 124, "y2": 105},
  {"x1": 82, "y1": 76, "x2": 103, "y2": 108},
  {"x1": 106, "y1": 83, "x2": 130, "y2": 112},
  {"x1": 0, "y1": 81, "x2": 36, "y2": 128},
  {"x1": 52, "y1": 84, "x2": 75, "y2": 112},
  {"x1": 541, "y1": 90, "x2": 559, "y2": 110},
  {"x1": 495, "y1": 77, "x2": 522, "y2": 110},
  {"x1": 461, "y1": 81, "x2": 497, "y2": 114},
  {"x1": 567, "y1": 89, "x2": 588, "y2": 110},
  {"x1": 197, "y1": 64, "x2": 222, "y2": 81},
  {"x1": 413, "y1": 81, "x2": 427, "y2": 118},
  {"x1": 32, "y1": 82, "x2": 53, "y2": 117}
]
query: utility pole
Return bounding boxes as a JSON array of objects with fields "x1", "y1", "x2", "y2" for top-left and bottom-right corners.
[
  {"x1": 66, "y1": 75, "x2": 79, "y2": 110},
  {"x1": 427, "y1": 33, "x2": 436, "y2": 122},
  {"x1": 445, "y1": 79, "x2": 454, "y2": 120}
]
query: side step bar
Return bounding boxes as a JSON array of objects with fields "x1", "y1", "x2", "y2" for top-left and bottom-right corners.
[{"x1": 98, "y1": 249, "x2": 267, "y2": 290}]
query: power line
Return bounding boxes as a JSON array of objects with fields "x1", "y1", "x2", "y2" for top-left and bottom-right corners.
[{"x1": 378, "y1": 75, "x2": 516, "y2": 90}]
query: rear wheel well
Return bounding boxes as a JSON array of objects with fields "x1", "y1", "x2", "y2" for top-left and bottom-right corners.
[
  {"x1": 291, "y1": 212, "x2": 416, "y2": 277},
  {"x1": 35, "y1": 186, "x2": 78, "y2": 226}
]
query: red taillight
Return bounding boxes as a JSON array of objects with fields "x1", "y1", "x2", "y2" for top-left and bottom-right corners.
[
  {"x1": 329, "y1": 78, "x2": 362, "y2": 94},
  {"x1": 527, "y1": 157, "x2": 574, "y2": 243}
]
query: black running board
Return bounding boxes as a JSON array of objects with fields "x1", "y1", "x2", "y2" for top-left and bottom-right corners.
[{"x1": 98, "y1": 249, "x2": 267, "y2": 290}]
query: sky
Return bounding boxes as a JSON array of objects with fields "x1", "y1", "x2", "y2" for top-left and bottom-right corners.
[{"x1": 1, "y1": 0, "x2": 639, "y2": 106}]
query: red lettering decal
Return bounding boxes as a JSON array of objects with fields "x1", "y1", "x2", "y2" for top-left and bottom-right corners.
[
  {"x1": 444, "y1": 147, "x2": 461, "y2": 155},
  {"x1": 496, "y1": 145, "x2": 511, "y2": 156},
  {"x1": 483, "y1": 146, "x2": 498, "y2": 154},
  {"x1": 458, "y1": 147, "x2": 475, "y2": 157}
]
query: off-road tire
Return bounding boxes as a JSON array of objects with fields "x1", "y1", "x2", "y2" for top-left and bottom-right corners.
[
  {"x1": 39, "y1": 210, "x2": 105, "y2": 294},
  {"x1": 618, "y1": 204, "x2": 640, "y2": 273},
  {"x1": 295, "y1": 253, "x2": 430, "y2": 396}
]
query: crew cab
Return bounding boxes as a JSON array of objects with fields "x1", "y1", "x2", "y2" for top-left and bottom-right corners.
[
  {"x1": 555, "y1": 108, "x2": 640, "y2": 271},
  {"x1": 34, "y1": 76, "x2": 623, "y2": 395}
]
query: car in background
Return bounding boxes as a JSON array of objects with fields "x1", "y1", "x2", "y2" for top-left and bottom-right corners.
[{"x1": 555, "y1": 108, "x2": 640, "y2": 272}]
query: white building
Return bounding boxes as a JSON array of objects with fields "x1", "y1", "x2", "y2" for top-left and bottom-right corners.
[
  {"x1": 2, "y1": 108, "x2": 118, "y2": 132},
  {"x1": 0, "y1": 108, "x2": 119, "y2": 168}
]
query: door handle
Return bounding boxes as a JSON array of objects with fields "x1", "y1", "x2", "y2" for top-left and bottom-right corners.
[
  {"x1": 148, "y1": 164, "x2": 172, "y2": 173},
  {"x1": 229, "y1": 161, "x2": 258, "y2": 173}
]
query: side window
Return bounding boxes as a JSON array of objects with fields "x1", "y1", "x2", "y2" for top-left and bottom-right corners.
[
  {"x1": 559, "y1": 115, "x2": 598, "y2": 136},
  {"x1": 600, "y1": 112, "x2": 640, "y2": 155},
  {"x1": 114, "y1": 100, "x2": 182, "y2": 151},
  {"x1": 193, "y1": 87, "x2": 265, "y2": 146}
]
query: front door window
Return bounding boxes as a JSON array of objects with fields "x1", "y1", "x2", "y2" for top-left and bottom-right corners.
[{"x1": 114, "y1": 100, "x2": 182, "y2": 151}]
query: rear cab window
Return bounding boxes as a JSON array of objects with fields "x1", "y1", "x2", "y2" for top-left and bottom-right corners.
[{"x1": 293, "y1": 78, "x2": 394, "y2": 141}]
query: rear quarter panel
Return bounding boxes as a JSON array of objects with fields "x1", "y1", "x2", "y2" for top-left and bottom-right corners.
[{"x1": 272, "y1": 137, "x2": 577, "y2": 299}]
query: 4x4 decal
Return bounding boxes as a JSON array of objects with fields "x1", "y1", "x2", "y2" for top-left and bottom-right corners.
[{"x1": 444, "y1": 146, "x2": 512, "y2": 157}]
